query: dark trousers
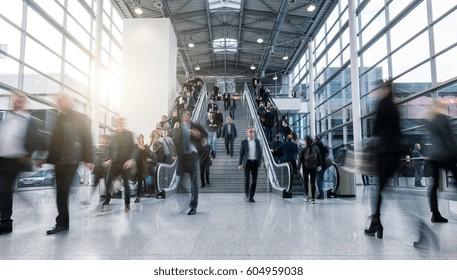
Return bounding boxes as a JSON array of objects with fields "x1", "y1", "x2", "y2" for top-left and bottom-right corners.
[
  {"x1": 430, "y1": 160, "x2": 457, "y2": 214},
  {"x1": 225, "y1": 136, "x2": 235, "y2": 156},
  {"x1": 55, "y1": 164, "x2": 79, "y2": 228},
  {"x1": 372, "y1": 155, "x2": 400, "y2": 218},
  {"x1": 414, "y1": 165, "x2": 424, "y2": 186},
  {"x1": 0, "y1": 158, "x2": 21, "y2": 228},
  {"x1": 199, "y1": 162, "x2": 210, "y2": 185},
  {"x1": 177, "y1": 153, "x2": 199, "y2": 208},
  {"x1": 104, "y1": 161, "x2": 131, "y2": 205},
  {"x1": 224, "y1": 99, "x2": 229, "y2": 110},
  {"x1": 230, "y1": 107, "x2": 236, "y2": 119},
  {"x1": 244, "y1": 160, "x2": 259, "y2": 199},
  {"x1": 302, "y1": 167, "x2": 317, "y2": 198},
  {"x1": 136, "y1": 171, "x2": 146, "y2": 197}
]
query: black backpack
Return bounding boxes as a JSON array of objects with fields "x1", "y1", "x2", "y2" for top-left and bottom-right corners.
[{"x1": 303, "y1": 146, "x2": 319, "y2": 168}]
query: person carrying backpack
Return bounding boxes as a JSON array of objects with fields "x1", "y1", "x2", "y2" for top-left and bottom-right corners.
[
  {"x1": 299, "y1": 136, "x2": 323, "y2": 204},
  {"x1": 313, "y1": 136, "x2": 330, "y2": 199}
]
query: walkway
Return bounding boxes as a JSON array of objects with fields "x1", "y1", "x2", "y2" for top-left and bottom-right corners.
[{"x1": 2, "y1": 184, "x2": 457, "y2": 260}]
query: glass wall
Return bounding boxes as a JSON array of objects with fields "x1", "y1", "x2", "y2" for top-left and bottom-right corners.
[
  {"x1": 291, "y1": 0, "x2": 457, "y2": 189},
  {"x1": 0, "y1": 0, "x2": 123, "y2": 136}
]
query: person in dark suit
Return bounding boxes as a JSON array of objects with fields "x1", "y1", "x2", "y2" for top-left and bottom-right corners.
[
  {"x1": 45, "y1": 94, "x2": 94, "y2": 234},
  {"x1": 238, "y1": 126, "x2": 262, "y2": 202},
  {"x1": 173, "y1": 110, "x2": 208, "y2": 215},
  {"x1": 100, "y1": 117, "x2": 135, "y2": 212},
  {"x1": 0, "y1": 93, "x2": 48, "y2": 235},
  {"x1": 221, "y1": 116, "x2": 238, "y2": 157},
  {"x1": 229, "y1": 97, "x2": 237, "y2": 119},
  {"x1": 207, "y1": 98, "x2": 219, "y2": 113},
  {"x1": 273, "y1": 134, "x2": 299, "y2": 189},
  {"x1": 223, "y1": 92, "x2": 231, "y2": 111}
]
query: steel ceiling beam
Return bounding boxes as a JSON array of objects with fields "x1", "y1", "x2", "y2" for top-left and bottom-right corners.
[
  {"x1": 235, "y1": 0, "x2": 245, "y2": 68},
  {"x1": 258, "y1": 0, "x2": 290, "y2": 75},
  {"x1": 204, "y1": 0, "x2": 216, "y2": 68},
  {"x1": 157, "y1": 0, "x2": 192, "y2": 77}
]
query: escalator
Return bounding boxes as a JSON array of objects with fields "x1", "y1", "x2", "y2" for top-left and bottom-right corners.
[{"x1": 156, "y1": 83, "x2": 292, "y2": 198}]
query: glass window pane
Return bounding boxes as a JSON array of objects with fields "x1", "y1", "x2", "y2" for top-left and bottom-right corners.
[
  {"x1": 390, "y1": 2, "x2": 427, "y2": 51},
  {"x1": 388, "y1": 0, "x2": 414, "y2": 20},
  {"x1": 361, "y1": 35, "x2": 387, "y2": 68},
  {"x1": 361, "y1": 10, "x2": 385, "y2": 46},
  {"x1": 23, "y1": 66, "x2": 60, "y2": 95},
  {"x1": 438, "y1": 83, "x2": 457, "y2": 118},
  {"x1": 0, "y1": 0, "x2": 23, "y2": 27},
  {"x1": 0, "y1": 57, "x2": 19, "y2": 88},
  {"x1": 436, "y1": 46, "x2": 457, "y2": 83},
  {"x1": 395, "y1": 61, "x2": 432, "y2": 87},
  {"x1": 0, "y1": 17, "x2": 21, "y2": 59},
  {"x1": 360, "y1": 59, "x2": 388, "y2": 94},
  {"x1": 26, "y1": 7, "x2": 63, "y2": 55},
  {"x1": 392, "y1": 32, "x2": 430, "y2": 78},
  {"x1": 432, "y1": 1, "x2": 457, "y2": 21},
  {"x1": 67, "y1": 15, "x2": 90, "y2": 47},
  {"x1": 433, "y1": 9, "x2": 457, "y2": 54},
  {"x1": 64, "y1": 62, "x2": 89, "y2": 95},
  {"x1": 67, "y1": 0, "x2": 92, "y2": 32},
  {"x1": 65, "y1": 39, "x2": 90, "y2": 75},
  {"x1": 360, "y1": 0, "x2": 385, "y2": 28},
  {"x1": 24, "y1": 37, "x2": 62, "y2": 76},
  {"x1": 33, "y1": 0, "x2": 64, "y2": 25}
]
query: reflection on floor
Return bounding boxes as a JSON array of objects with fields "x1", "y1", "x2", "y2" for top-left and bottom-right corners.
[{"x1": 2, "y1": 184, "x2": 457, "y2": 260}]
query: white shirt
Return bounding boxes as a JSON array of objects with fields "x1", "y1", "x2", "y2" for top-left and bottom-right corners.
[
  {"x1": 247, "y1": 138, "x2": 256, "y2": 160},
  {"x1": 0, "y1": 111, "x2": 30, "y2": 158}
]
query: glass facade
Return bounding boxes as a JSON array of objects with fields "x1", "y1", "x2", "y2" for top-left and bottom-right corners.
[
  {"x1": 0, "y1": 0, "x2": 122, "y2": 136},
  {"x1": 290, "y1": 0, "x2": 457, "y2": 188}
]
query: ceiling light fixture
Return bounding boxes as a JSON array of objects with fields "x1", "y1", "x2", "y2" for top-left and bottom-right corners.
[
  {"x1": 188, "y1": 37, "x2": 195, "y2": 48},
  {"x1": 282, "y1": 52, "x2": 289, "y2": 60},
  {"x1": 195, "y1": 62, "x2": 200, "y2": 71},
  {"x1": 273, "y1": 73, "x2": 278, "y2": 80},
  {"x1": 153, "y1": 0, "x2": 162, "y2": 8},
  {"x1": 134, "y1": 5, "x2": 143, "y2": 15},
  {"x1": 257, "y1": 37, "x2": 264, "y2": 44},
  {"x1": 307, "y1": 2, "x2": 316, "y2": 12},
  {"x1": 250, "y1": 62, "x2": 256, "y2": 70}
]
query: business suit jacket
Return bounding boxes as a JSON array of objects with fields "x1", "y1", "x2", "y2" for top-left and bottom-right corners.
[
  {"x1": 239, "y1": 138, "x2": 262, "y2": 168},
  {"x1": 47, "y1": 110, "x2": 93, "y2": 165},
  {"x1": 221, "y1": 123, "x2": 237, "y2": 139},
  {"x1": 172, "y1": 121, "x2": 208, "y2": 170}
]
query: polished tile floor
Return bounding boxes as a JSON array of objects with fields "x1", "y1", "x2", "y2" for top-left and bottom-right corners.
[{"x1": 2, "y1": 184, "x2": 457, "y2": 260}]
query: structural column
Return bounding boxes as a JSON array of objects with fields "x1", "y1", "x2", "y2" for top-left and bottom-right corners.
[
  {"x1": 91, "y1": 0, "x2": 103, "y2": 145},
  {"x1": 122, "y1": 18, "x2": 177, "y2": 137},
  {"x1": 308, "y1": 42, "x2": 316, "y2": 137},
  {"x1": 348, "y1": 0, "x2": 362, "y2": 151}
]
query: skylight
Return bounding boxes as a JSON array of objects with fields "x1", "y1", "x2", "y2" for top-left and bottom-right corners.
[
  {"x1": 208, "y1": 0, "x2": 241, "y2": 10},
  {"x1": 212, "y1": 38, "x2": 238, "y2": 53}
]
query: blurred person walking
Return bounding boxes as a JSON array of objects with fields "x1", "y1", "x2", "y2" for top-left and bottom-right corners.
[
  {"x1": 298, "y1": 136, "x2": 322, "y2": 204},
  {"x1": 238, "y1": 127, "x2": 262, "y2": 202},
  {"x1": 221, "y1": 116, "x2": 237, "y2": 157},
  {"x1": 0, "y1": 93, "x2": 48, "y2": 235},
  {"x1": 411, "y1": 143, "x2": 425, "y2": 187},
  {"x1": 364, "y1": 83, "x2": 404, "y2": 238},
  {"x1": 45, "y1": 94, "x2": 94, "y2": 234},
  {"x1": 426, "y1": 101, "x2": 457, "y2": 223},
  {"x1": 99, "y1": 117, "x2": 135, "y2": 212},
  {"x1": 198, "y1": 138, "x2": 215, "y2": 188},
  {"x1": 173, "y1": 110, "x2": 208, "y2": 215},
  {"x1": 313, "y1": 136, "x2": 329, "y2": 199}
]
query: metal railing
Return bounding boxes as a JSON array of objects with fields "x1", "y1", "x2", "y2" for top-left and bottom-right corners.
[{"x1": 243, "y1": 83, "x2": 291, "y2": 196}]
